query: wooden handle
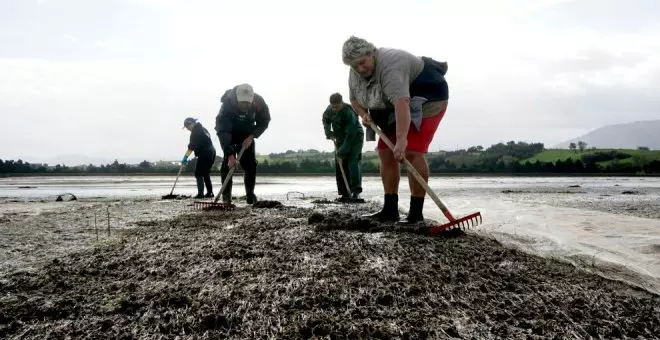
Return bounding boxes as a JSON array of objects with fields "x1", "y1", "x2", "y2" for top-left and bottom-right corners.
[
  {"x1": 213, "y1": 145, "x2": 248, "y2": 203},
  {"x1": 333, "y1": 141, "x2": 352, "y2": 195},
  {"x1": 337, "y1": 156, "x2": 351, "y2": 195},
  {"x1": 169, "y1": 165, "x2": 184, "y2": 195},
  {"x1": 367, "y1": 121, "x2": 454, "y2": 220}
]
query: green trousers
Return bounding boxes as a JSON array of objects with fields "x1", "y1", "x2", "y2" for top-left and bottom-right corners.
[{"x1": 335, "y1": 139, "x2": 363, "y2": 196}]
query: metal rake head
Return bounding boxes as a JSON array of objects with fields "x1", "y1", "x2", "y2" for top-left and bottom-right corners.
[
  {"x1": 191, "y1": 201, "x2": 236, "y2": 211},
  {"x1": 429, "y1": 212, "x2": 483, "y2": 236}
]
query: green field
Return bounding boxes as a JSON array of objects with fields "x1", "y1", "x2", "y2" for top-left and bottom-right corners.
[
  {"x1": 256, "y1": 150, "x2": 381, "y2": 165},
  {"x1": 522, "y1": 149, "x2": 660, "y2": 165}
]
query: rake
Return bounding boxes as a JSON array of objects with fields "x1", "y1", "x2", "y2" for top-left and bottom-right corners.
[
  {"x1": 192, "y1": 145, "x2": 247, "y2": 210},
  {"x1": 162, "y1": 164, "x2": 188, "y2": 199},
  {"x1": 366, "y1": 121, "x2": 483, "y2": 235}
]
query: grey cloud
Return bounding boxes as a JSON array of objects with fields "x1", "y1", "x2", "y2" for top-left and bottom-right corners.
[{"x1": 544, "y1": 49, "x2": 648, "y2": 73}]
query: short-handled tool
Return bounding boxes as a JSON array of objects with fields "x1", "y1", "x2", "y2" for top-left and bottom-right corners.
[
  {"x1": 366, "y1": 121, "x2": 482, "y2": 234},
  {"x1": 162, "y1": 164, "x2": 186, "y2": 199},
  {"x1": 192, "y1": 144, "x2": 247, "y2": 210},
  {"x1": 333, "y1": 139, "x2": 365, "y2": 204}
]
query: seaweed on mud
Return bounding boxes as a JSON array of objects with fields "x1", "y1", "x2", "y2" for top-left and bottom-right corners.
[
  {"x1": 252, "y1": 200, "x2": 283, "y2": 209},
  {"x1": 502, "y1": 189, "x2": 585, "y2": 194},
  {"x1": 311, "y1": 198, "x2": 335, "y2": 204},
  {"x1": 1, "y1": 203, "x2": 659, "y2": 339},
  {"x1": 308, "y1": 211, "x2": 467, "y2": 237},
  {"x1": 134, "y1": 220, "x2": 159, "y2": 227}
]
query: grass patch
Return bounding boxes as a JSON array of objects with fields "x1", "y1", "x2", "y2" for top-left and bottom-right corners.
[{"x1": 522, "y1": 149, "x2": 660, "y2": 166}]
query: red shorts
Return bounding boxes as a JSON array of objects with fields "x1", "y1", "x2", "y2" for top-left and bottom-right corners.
[{"x1": 376, "y1": 107, "x2": 447, "y2": 153}]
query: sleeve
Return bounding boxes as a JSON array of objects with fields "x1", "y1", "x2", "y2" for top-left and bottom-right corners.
[
  {"x1": 348, "y1": 72, "x2": 358, "y2": 101},
  {"x1": 380, "y1": 58, "x2": 413, "y2": 104},
  {"x1": 252, "y1": 95, "x2": 271, "y2": 138},
  {"x1": 322, "y1": 107, "x2": 333, "y2": 139},
  {"x1": 187, "y1": 129, "x2": 199, "y2": 151},
  {"x1": 337, "y1": 107, "x2": 359, "y2": 156},
  {"x1": 215, "y1": 104, "x2": 235, "y2": 156}
]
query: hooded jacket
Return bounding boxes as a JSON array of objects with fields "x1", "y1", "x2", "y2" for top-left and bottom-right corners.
[
  {"x1": 188, "y1": 122, "x2": 216, "y2": 159},
  {"x1": 215, "y1": 85, "x2": 271, "y2": 156}
]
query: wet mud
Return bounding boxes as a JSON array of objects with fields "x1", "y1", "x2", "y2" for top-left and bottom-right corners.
[
  {"x1": 0, "y1": 199, "x2": 191, "y2": 276},
  {"x1": 252, "y1": 200, "x2": 284, "y2": 209},
  {"x1": 1, "y1": 202, "x2": 659, "y2": 339},
  {"x1": 502, "y1": 189, "x2": 586, "y2": 194}
]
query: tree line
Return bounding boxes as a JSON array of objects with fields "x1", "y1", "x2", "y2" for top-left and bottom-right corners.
[{"x1": 2, "y1": 142, "x2": 658, "y2": 175}]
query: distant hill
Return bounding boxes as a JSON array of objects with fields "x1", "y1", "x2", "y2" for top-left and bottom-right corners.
[{"x1": 554, "y1": 120, "x2": 660, "y2": 150}]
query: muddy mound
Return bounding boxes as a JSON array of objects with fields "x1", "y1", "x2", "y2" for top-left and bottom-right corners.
[
  {"x1": 252, "y1": 200, "x2": 283, "y2": 209},
  {"x1": 308, "y1": 211, "x2": 465, "y2": 237},
  {"x1": 311, "y1": 198, "x2": 335, "y2": 204},
  {"x1": 161, "y1": 194, "x2": 191, "y2": 200},
  {"x1": 1, "y1": 205, "x2": 659, "y2": 339}
]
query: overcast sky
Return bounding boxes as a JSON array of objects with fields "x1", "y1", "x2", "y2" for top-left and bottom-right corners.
[{"x1": 1, "y1": 0, "x2": 659, "y2": 165}]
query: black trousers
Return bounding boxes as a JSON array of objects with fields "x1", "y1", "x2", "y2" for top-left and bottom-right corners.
[
  {"x1": 220, "y1": 142, "x2": 256, "y2": 198},
  {"x1": 194, "y1": 150, "x2": 216, "y2": 194}
]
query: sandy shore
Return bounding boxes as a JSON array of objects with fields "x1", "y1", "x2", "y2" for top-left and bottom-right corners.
[{"x1": 1, "y1": 199, "x2": 659, "y2": 339}]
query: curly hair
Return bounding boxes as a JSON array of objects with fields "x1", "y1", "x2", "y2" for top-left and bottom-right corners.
[
  {"x1": 329, "y1": 93, "x2": 343, "y2": 104},
  {"x1": 342, "y1": 36, "x2": 376, "y2": 65}
]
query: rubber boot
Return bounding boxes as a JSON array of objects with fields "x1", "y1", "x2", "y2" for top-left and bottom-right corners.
[
  {"x1": 362, "y1": 193, "x2": 399, "y2": 222},
  {"x1": 204, "y1": 175, "x2": 214, "y2": 198},
  {"x1": 245, "y1": 172, "x2": 257, "y2": 204},
  {"x1": 220, "y1": 169, "x2": 232, "y2": 203},
  {"x1": 398, "y1": 196, "x2": 425, "y2": 225},
  {"x1": 194, "y1": 176, "x2": 204, "y2": 199}
]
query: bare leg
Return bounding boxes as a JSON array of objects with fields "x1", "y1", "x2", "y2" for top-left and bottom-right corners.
[
  {"x1": 405, "y1": 151, "x2": 429, "y2": 197},
  {"x1": 378, "y1": 149, "x2": 400, "y2": 194}
]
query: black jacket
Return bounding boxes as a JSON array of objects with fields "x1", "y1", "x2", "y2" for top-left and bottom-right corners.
[
  {"x1": 188, "y1": 123, "x2": 216, "y2": 159},
  {"x1": 215, "y1": 86, "x2": 271, "y2": 156}
]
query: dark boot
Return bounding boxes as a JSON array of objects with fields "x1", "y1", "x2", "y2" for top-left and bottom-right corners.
[
  {"x1": 221, "y1": 191, "x2": 232, "y2": 203},
  {"x1": 397, "y1": 196, "x2": 425, "y2": 225},
  {"x1": 194, "y1": 176, "x2": 205, "y2": 199},
  {"x1": 220, "y1": 163, "x2": 232, "y2": 203},
  {"x1": 362, "y1": 193, "x2": 399, "y2": 222},
  {"x1": 244, "y1": 171, "x2": 257, "y2": 204},
  {"x1": 204, "y1": 174, "x2": 213, "y2": 197}
]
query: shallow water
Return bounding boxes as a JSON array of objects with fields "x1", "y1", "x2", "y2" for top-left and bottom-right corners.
[
  {"x1": 2, "y1": 175, "x2": 658, "y2": 200},
  {"x1": 1, "y1": 175, "x2": 659, "y2": 294}
]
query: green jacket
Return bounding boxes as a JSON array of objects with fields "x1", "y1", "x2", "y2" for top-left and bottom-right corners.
[{"x1": 322, "y1": 103, "x2": 364, "y2": 157}]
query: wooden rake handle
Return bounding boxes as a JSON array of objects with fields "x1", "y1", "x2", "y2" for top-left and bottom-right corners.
[
  {"x1": 169, "y1": 164, "x2": 184, "y2": 196},
  {"x1": 366, "y1": 121, "x2": 455, "y2": 221},
  {"x1": 213, "y1": 144, "x2": 248, "y2": 204},
  {"x1": 333, "y1": 139, "x2": 352, "y2": 195}
]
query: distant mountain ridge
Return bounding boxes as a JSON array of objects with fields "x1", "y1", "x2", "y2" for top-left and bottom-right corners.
[{"x1": 554, "y1": 120, "x2": 660, "y2": 150}]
